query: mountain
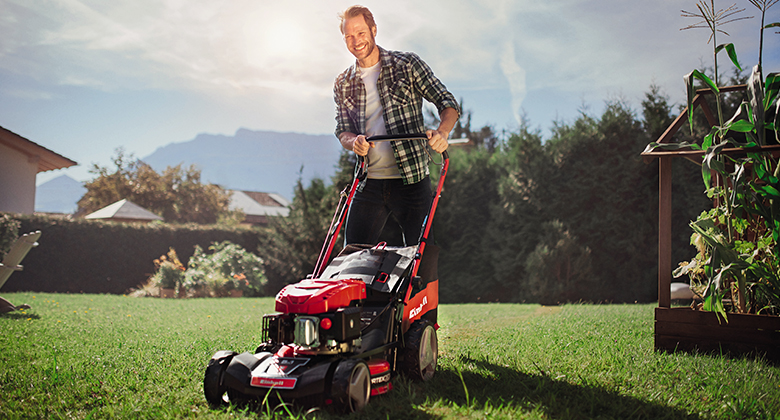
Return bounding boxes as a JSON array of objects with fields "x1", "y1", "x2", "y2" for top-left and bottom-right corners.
[
  {"x1": 141, "y1": 128, "x2": 343, "y2": 200},
  {"x1": 35, "y1": 174, "x2": 86, "y2": 214}
]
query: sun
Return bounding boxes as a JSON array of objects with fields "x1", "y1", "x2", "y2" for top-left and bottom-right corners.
[{"x1": 244, "y1": 13, "x2": 305, "y2": 67}]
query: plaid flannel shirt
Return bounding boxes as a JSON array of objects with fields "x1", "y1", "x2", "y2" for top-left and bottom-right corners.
[{"x1": 334, "y1": 46, "x2": 460, "y2": 185}]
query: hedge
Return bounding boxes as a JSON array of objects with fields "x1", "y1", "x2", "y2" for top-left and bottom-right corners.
[{"x1": 1, "y1": 213, "x2": 264, "y2": 294}]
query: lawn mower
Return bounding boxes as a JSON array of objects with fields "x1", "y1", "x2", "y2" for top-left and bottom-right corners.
[{"x1": 204, "y1": 133, "x2": 449, "y2": 412}]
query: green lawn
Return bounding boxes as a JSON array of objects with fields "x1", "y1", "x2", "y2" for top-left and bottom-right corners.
[{"x1": 1, "y1": 293, "x2": 778, "y2": 419}]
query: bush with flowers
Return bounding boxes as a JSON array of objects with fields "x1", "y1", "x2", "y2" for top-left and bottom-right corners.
[
  {"x1": 150, "y1": 248, "x2": 186, "y2": 290},
  {"x1": 145, "y1": 241, "x2": 266, "y2": 298}
]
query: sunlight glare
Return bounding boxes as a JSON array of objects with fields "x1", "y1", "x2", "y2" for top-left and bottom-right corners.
[{"x1": 244, "y1": 12, "x2": 306, "y2": 68}]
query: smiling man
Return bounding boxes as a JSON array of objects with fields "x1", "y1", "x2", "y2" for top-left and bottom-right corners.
[{"x1": 334, "y1": 5, "x2": 460, "y2": 246}]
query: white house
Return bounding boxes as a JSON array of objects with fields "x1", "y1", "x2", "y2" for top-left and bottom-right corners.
[
  {"x1": 0, "y1": 126, "x2": 77, "y2": 214},
  {"x1": 229, "y1": 190, "x2": 290, "y2": 225}
]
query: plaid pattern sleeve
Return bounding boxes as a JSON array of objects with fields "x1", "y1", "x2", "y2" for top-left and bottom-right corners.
[
  {"x1": 334, "y1": 46, "x2": 460, "y2": 185},
  {"x1": 334, "y1": 65, "x2": 365, "y2": 138}
]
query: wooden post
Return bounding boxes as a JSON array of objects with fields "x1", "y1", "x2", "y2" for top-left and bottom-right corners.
[{"x1": 658, "y1": 156, "x2": 672, "y2": 308}]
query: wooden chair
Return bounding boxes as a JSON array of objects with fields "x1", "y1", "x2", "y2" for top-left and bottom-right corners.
[{"x1": 0, "y1": 231, "x2": 41, "y2": 290}]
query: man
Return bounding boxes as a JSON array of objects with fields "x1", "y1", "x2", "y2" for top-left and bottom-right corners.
[{"x1": 334, "y1": 5, "x2": 460, "y2": 246}]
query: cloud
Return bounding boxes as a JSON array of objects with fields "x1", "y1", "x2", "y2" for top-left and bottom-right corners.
[
  {"x1": 500, "y1": 41, "x2": 527, "y2": 124},
  {"x1": 3, "y1": 0, "x2": 777, "y2": 140}
]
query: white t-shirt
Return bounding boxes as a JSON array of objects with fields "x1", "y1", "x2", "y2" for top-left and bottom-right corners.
[{"x1": 360, "y1": 62, "x2": 400, "y2": 179}]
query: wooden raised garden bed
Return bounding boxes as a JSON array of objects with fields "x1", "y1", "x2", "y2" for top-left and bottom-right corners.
[{"x1": 655, "y1": 307, "x2": 780, "y2": 360}]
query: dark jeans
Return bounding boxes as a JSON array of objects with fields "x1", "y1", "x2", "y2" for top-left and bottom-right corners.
[{"x1": 345, "y1": 177, "x2": 432, "y2": 246}]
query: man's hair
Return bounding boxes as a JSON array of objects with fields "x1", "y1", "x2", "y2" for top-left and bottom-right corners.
[{"x1": 338, "y1": 5, "x2": 376, "y2": 34}]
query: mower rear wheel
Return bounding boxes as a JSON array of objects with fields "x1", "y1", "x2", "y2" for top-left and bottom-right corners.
[
  {"x1": 331, "y1": 359, "x2": 370, "y2": 412},
  {"x1": 403, "y1": 319, "x2": 437, "y2": 381}
]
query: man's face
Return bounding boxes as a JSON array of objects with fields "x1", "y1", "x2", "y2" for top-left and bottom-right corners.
[{"x1": 342, "y1": 15, "x2": 377, "y2": 64}]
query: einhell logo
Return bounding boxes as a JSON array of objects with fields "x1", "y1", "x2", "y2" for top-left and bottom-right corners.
[
  {"x1": 250, "y1": 377, "x2": 297, "y2": 389},
  {"x1": 408, "y1": 296, "x2": 428, "y2": 318}
]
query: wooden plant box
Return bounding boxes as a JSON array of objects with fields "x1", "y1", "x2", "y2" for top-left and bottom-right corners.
[{"x1": 655, "y1": 307, "x2": 780, "y2": 361}]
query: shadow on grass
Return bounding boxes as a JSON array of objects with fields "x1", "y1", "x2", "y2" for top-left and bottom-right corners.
[
  {"x1": 421, "y1": 355, "x2": 701, "y2": 420},
  {"x1": 209, "y1": 357, "x2": 701, "y2": 419},
  {"x1": 0, "y1": 312, "x2": 40, "y2": 320}
]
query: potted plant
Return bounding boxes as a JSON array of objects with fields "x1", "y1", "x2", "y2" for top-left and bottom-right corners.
[
  {"x1": 230, "y1": 273, "x2": 248, "y2": 298},
  {"x1": 151, "y1": 248, "x2": 185, "y2": 298}
]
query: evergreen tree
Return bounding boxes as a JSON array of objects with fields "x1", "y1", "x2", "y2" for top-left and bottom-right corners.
[
  {"x1": 436, "y1": 147, "x2": 501, "y2": 302},
  {"x1": 487, "y1": 121, "x2": 549, "y2": 302}
]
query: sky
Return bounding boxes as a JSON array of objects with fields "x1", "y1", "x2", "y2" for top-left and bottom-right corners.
[{"x1": 1, "y1": 0, "x2": 778, "y2": 186}]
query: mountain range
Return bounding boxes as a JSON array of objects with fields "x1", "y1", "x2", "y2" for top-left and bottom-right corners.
[
  {"x1": 142, "y1": 128, "x2": 343, "y2": 197},
  {"x1": 35, "y1": 174, "x2": 87, "y2": 214},
  {"x1": 35, "y1": 128, "x2": 343, "y2": 213}
]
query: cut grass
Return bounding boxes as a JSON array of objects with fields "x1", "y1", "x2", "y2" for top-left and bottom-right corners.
[{"x1": 1, "y1": 293, "x2": 778, "y2": 419}]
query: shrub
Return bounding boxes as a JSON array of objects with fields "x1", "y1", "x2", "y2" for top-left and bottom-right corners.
[
  {"x1": 0, "y1": 214, "x2": 21, "y2": 260},
  {"x1": 149, "y1": 248, "x2": 185, "y2": 290},
  {"x1": 176, "y1": 241, "x2": 266, "y2": 297}
]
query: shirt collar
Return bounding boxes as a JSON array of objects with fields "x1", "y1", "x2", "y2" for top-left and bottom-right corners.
[{"x1": 348, "y1": 46, "x2": 389, "y2": 81}]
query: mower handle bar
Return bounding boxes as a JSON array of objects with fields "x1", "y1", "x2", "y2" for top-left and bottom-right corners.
[
  {"x1": 365, "y1": 133, "x2": 449, "y2": 159},
  {"x1": 366, "y1": 133, "x2": 427, "y2": 142}
]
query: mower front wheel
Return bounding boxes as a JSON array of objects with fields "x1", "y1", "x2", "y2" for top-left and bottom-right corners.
[
  {"x1": 203, "y1": 351, "x2": 237, "y2": 408},
  {"x1": 402, "y1": 319, "x2": 437, "y2": 381},
  {"x1": 331, "y1": 359, "x2": 370, "y2": 413}
]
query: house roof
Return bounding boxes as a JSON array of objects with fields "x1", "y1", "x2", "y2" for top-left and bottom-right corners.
[
  {"x1": 229, "y1": 190, "x2": 290, "y2": 218},
  {"x1": 0, "y1": 126, "x2": 77, "y2": 172},
  {"x1": 85, "y1": 199, "x2": 163, "y2": 222}
]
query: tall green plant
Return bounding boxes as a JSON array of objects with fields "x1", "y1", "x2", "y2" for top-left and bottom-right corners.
[{"x1": 670, "y1": 1, "x2": 780, "y2": 317}]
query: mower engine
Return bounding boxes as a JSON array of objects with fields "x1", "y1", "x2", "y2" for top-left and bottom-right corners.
[{"x1": 263, "y1": 278, "x2": 366, "y2": 354}]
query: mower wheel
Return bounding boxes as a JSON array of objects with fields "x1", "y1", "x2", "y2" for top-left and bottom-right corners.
[
  {"x1": 254, "y1": 342, "x2": 279, "y2": 354},
  {"x1": 402, "y1": 319, "x2": 437, "y2": 381},
  {"x1": 331, "y1": 359, "x2": 370, "y2": 412},
  {"x1": 203, "y1": 351, "x2": 236, "y2": 408}
]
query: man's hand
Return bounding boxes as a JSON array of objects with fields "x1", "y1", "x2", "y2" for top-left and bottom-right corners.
[
  {"x1": 426, "y1": 129, "x2": 449, "y2": 153},
  {"x1": 352, "y1": 135, "x2": 374, "y2": 156}
]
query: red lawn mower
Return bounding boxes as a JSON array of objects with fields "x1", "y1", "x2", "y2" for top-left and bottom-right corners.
[{"x1": 204, "y1": 134, "x2": 449, "y2": 412}]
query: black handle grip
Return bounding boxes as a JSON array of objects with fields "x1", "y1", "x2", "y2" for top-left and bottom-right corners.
[{"x1": 366, "y1": 133, "x2": 427, "y2": 142}]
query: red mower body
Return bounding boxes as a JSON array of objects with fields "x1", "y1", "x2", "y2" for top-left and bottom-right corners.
[{"x1": 275, "y1": 279, "x2": 367, "y2": 314}]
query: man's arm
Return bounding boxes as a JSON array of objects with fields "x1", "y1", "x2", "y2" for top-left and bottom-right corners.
[
  {"x1": 427, "y1": 107, "x2": 459, "y2": 153},
  {"x1": 339, "y1": 132, "x2": 372, "y2": 156}
]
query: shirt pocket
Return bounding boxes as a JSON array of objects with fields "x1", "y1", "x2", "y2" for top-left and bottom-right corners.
[
  {"x1": 342, "y1": 94, "x2": 360, "y2": 125},
  {"x1": 389, "y1": 78, "x2": 412, "y2": 106},
  {"x1": 343, "y1": 93, "x2": 358, "y2": 113}
]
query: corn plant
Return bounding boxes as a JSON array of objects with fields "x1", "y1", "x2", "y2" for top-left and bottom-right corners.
[{"x1": 661, "y1": 1, "x2": 780, "y2": 318}]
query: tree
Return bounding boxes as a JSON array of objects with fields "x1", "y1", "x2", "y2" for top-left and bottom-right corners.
[
  {"x1": 524, "y1": 220, "x2": 593, "y2": 305},
  {"x1": 77, "y1": 148, "x2": 238, "y2": 224},
  {"x1": 540, "y1": 99, "x2": 658, "y2": 302},
  {"x1": 435, "y1": 146, "x2": 502, "y2": 302}
]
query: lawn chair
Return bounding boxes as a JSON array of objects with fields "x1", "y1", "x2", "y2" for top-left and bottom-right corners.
[{"x1": 0, "y1": 231, "x2": 41, "y2": 290}]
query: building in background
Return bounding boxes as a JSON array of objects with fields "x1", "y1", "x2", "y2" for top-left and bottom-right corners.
[
  {"x1": 0, "y1": 126, "x2": 77, "y2": 214},
  {"x1": 229, "y1": 190, "x2": 289, "y2": 225},
  {"x1": 84, "y1": 199, "x2": 163, "y2": 223}
]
